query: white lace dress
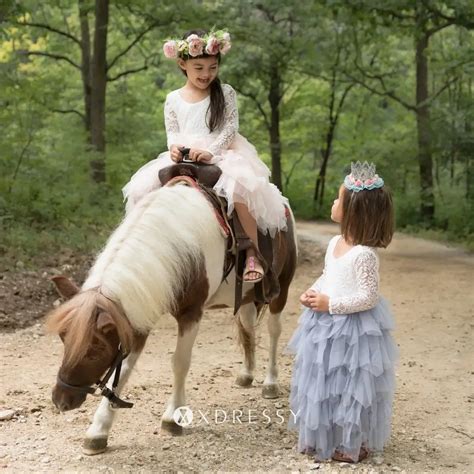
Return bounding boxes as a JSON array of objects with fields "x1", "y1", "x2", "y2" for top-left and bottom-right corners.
[
  {"x1": 122, "y1": 83, "x2": 288, "y2": 236},
  {"x1": 287, "y1": 235, "x2": 398, "y2": 461}
]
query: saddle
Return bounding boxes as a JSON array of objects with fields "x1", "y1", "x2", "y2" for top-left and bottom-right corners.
[
  {"x1": 159, "y1": 154, "x2": 280, "y2": 314},
  {"x1": 159, "y1": 161, "x2": 222, "y2": 188}
]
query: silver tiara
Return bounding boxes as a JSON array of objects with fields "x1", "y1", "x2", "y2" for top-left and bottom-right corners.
[{"x1": 343, "y1": 161, "x2": 384, "y2": 192}]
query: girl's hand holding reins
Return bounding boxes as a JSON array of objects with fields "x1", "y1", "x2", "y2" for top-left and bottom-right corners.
[
  {"x1": 306, "y1": 291, "x2": 330, "y2": 312},
  {"x1": 189, "y1": 148, "x2": 213, "y2": 163},
  {"x1": 170, "y1": 144, "x2": 184, "y2": 162}
]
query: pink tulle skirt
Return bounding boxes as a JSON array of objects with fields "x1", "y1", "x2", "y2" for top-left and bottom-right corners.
[{"x1": 122, "y1": 133, "x2": 288, "y2": 236}]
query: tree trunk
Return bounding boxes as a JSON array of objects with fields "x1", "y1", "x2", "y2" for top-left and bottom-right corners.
[
  {"x1": 90, "y1": 0, "x2": 109, "y2": 183},
  {"x1": 268, "y1": 64, "x2": 282, "y2": 191},
  {"x1": 313, "y1": 68, "x2": 352, "y2": 208},
  {"x1": 314, "y1": 67, "x2": 337, "y2": 207},
  {"x1": 314, "y1": 124, "x2": 334, "y2": 207},
  {"x1": 466, "y1": 153, "x2": 472, "y2": 201},
  {"x1": 78, "y1": 0, "x2": 92, "y2": 136},
  {"x1": 415, "y1": 14, "x2": 435, "y2": 224},
  {"x1": 466, "y1": 119, "x2": 473, "y2": 201},
  {"x1": 466, "y1": 77, "x2": 473, "y2": 201}
]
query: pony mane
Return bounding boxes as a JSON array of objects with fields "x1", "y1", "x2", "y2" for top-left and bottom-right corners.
[
  {"x1": 80, "y1": 185, "x2": 223, "y2": 333},
  {"x1": 46, "y1": 290, "x2": 134, "y2": 370}
]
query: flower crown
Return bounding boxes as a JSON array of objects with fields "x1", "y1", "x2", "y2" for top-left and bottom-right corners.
[
  {"x1": 344, "y1": 161, "x2": 384, "y2": 192},
  {"x1": 163, "y1": 30, "x2": 231, "y2": 59}
]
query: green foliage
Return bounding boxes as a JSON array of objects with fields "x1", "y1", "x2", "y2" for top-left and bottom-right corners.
[{"x1": 1, "y1": 0, "x2": 473, "y2": 262}]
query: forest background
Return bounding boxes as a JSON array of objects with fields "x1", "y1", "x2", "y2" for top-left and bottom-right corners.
[{"x1": 1, "y1": 0, "x2": 473, "y2": 262}]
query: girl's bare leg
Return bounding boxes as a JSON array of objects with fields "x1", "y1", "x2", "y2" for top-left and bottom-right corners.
[{"x1": 234, "y1": 202, "x2": 264, "y2": 281}]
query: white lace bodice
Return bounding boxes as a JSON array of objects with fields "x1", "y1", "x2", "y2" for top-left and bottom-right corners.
[
  {"x1": 164, "y1": 83, "x2": 238, "y2": 156},
  {"x1": 310, "y1": 235, "x2": 380, "y2": 315}
]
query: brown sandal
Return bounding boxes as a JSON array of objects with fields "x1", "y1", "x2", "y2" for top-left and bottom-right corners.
[{"x1": 332, "y1": 446, "x2": 369, "y2": 463}]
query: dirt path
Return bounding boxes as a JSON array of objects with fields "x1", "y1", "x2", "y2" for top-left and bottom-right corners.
[{"x1": 1, "y1": 222, "x2": 473, "y2": 473}]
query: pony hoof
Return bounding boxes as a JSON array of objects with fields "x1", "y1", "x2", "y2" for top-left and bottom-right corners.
[
  {"x1": 235, "y1": 374, "x2": 254, "y2": 387},
  {"x1": 161, "y1": 420, "x2": 184, "y2": 436},
  {"x1": 262, "y1": 384, "x2": 280, "y2": 399},
  {"x1": 82, "y1": 437, "x2": 108, "y2": 455}
]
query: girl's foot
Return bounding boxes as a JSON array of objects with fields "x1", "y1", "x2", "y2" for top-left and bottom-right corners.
[
  {"x1": 300, "y1": 446, "x2": 316, "y2": 456},
  {"x1": 332, "y1": 446, "x2": 369, "y2": 463},
  {"x1": 299, "y1": 446, "x2": 325, "y2": 462},
  {"x1": 243, "y1": 256, "x2": 264, "y2": 283}
]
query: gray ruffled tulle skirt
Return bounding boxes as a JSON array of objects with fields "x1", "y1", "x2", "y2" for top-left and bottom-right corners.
[{"x1": 287, "y1": 298, "x2": 398, "y2": 461}]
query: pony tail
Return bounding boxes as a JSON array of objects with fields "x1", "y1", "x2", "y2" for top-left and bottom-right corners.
[{"x1": 207, "y1": 77, "x2": 225, "y2": 133}]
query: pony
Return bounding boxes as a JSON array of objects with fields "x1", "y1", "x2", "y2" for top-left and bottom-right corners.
[{"x1": 46, "y1": 183, "x2": 297, "y2": 455}]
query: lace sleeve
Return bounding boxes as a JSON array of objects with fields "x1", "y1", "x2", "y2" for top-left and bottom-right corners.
[
  {"x1": 206, "y1": 85, "x2": 238, "y2": 156},
  {"x1": 164, "y1": 94, "x2": 180, "y2": 150},
  {"x1": 329, "y1": 250, "x2": 379, "y2": 315}
]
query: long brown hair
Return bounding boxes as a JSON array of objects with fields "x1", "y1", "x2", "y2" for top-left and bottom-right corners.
[
  {"x1": 341, "y1": 186, "x2": 395, "y2": 248},
  {"x1": 179, "y1": 29, "x2": 225, "y2": 132}
]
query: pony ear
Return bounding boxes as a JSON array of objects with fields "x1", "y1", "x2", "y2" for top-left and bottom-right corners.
[
  {"x1": 51, "y1": 276, "x2": 80, "y2": 299},
  {"x1": 96, "y1": 311, "x2": 116, "y2": 334}
]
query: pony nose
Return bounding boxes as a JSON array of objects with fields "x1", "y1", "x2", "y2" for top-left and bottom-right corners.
[
  {"x1": 52, "y1": 390, "x2": 70, "y2": 412},
  {"x1": 52, "y1": 385, "x2": 86, "y2": 412}
]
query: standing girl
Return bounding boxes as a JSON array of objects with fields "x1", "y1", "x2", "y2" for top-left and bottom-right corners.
[
  {"x1": 122, "y1": 29, "x2": 288, "y2": 282},
  {"x1": 288, "y1": 162, "x2": 398, "y2": 463}
]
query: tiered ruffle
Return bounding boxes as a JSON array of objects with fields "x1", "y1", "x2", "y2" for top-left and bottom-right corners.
[
  {"x1": 287, "y1": 298, "x2": 398, "y2": 461},
  {"x1": 122, "y1": 133, "x2": 288, "y2": 237}
]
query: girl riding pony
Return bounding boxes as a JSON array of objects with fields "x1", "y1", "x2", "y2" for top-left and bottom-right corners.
[{"x1": 122, "y1": 29, "x2": 288, "y2": 283}]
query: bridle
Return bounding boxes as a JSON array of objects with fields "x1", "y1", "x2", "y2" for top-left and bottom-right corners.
[{"x1": 56, "y1": 345, "x2": 133, "y2": 409}]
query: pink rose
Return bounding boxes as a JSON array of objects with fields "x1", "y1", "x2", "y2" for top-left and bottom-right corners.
[
  {"x1": 163, "y1": 40, "x2": 178, "y2": 58},
  {"x1": 220, "y1": 40, "x2": 231, "y2": 55},
  {"x1": 355, "y1": 180, "x2": 363, "y2": 186},
  {"x1": 205, "y1": 36, "x2": 220, "y2": 55},
  {"x1": 187, "y1": 34, "x2": 204, "y2": 57}
]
